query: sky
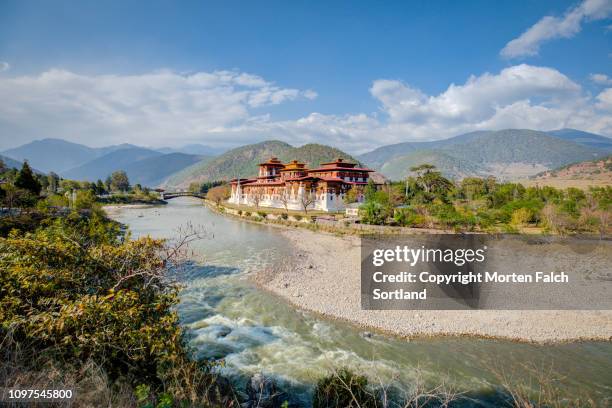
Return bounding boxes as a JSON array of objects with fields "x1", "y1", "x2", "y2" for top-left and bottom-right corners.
[{"x1": 0, "y1": 0, "x2": 611, "y2": 153}]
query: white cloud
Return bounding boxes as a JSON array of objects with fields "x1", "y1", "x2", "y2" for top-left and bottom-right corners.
[
  {"x1": 590, "y1": 73, "x2": 612, "y2": 85},
  {"x1": 0, "y1": 62, "x2": 9, "y2": 73},
  {"x1": 0, "y1": 68, "x2": 316, "y2": 148},
  {"x1": 0, "y1": 64, "x2": 611, "y2": 154},
  {"x1": 501, "y1": 0, "x2": 612, "y2": 58}
]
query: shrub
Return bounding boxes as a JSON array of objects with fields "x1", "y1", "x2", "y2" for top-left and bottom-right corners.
[
  {"x1": 313, "y1": 368, "x2": 380, "y2": 408},
  {"x1": 245, "y1": 211, "x2": 251, "y2": 217},
  {"x1": 280, "y1": 213, "x2": 288, "y2": 220},
  {"x1": 294, "y1": 214, "x2": 303, "y2": 221},
  {"x1": 510, "y1": 207, "x2": 533, "y2": 227},
  {"x1": 237, "y1": 209, "x2": 243, "y2": 215},
  {"x1": 0, "y1": 212, "x2": 231, "y2": 406},
  {"x1": 361, "y1": 201, "x2": 390, "y2": 225},
  {"x1": 394, "y1": 208, "x2": 417, "y2": 227},
  {"x1": 257, "y1": 210, "x2": 268, "y2": 218}
]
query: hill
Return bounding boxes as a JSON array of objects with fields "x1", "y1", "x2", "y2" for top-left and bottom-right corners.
[
  {"x1": 120, "y1": 153, "x2": 206, "y2": 187},
  {"x1": 1, "y1": 138, "x2": 138, "y2": 173},
  {"x1": 547, "y1": 129, "x2": 612, "y2": 152},
  {"x1": 380, "y1": 150, "x2": 486, "y2": 181},
  {"x1": 358, "y1": 129, "x2": 605, "y2": 181},
  {"x1": 156, "y1": 144, "x2": 226, "y2": 156},
  {"x1": 62, "y1": 147, "x2": 162, "y2": 182},
  {"x1": 0, "y1": 154, "x2": 25, "y2": 170},
  {"x1": 164, "y1": 140, "x2": 361, "y2": 188},
  {"x1": 357, "y1": 131, "x2": 488, "y2": 169},
  {"x1": 521, "y1": 155, "x2": 612, "y2": 189}
]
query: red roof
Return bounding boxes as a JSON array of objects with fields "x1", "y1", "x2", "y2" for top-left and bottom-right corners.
[{"x1": 307, "y1": 167, "x2": 374, "y2": 172}]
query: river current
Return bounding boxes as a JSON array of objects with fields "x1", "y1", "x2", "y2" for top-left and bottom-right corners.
[{"x1": 109, "y1": 197, "x2": 612, "y2": 406}]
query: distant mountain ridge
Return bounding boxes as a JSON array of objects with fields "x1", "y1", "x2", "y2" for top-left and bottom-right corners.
[
  {"x1": 2, "y1": 138, "x2": 218, "y2": 187},
  {"x1": 0, "y1": 154, "x2": 25, "y2": 170},
  {"x1": 547, "y1": 129, "x2": 612, "y2": 152},
  {"x1": 164, "y1": 140, "x2": 362, "y2": 188},
  {"x1": 156, "y1": 144, "x2": 226, "y2": 156},
  {"x1": 358, "y1": 129, "x2": 608, "y2": 181},
  {"x1": 1, "y1": 138, "x2": 138, "y2": 173}
]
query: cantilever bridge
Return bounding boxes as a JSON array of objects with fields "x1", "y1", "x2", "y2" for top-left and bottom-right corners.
[{"x1": 158, "y1": 191, "x2": 206, "y2": 200}]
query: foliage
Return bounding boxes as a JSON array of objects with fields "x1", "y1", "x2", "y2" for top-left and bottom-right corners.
[
  {"x1": 14, "y1": 161, "x2": 42, "y2": 196},
  {"x1": 0, "y1": 211, "x2": 231, "y2": 406},
  {"x1": 343, "y1": 186, "x2": 361, "y2": 204},
  {"x1": 206, "y1": 184, "x2": 231, "y2": 205},
  {"x1": 358, "y1": 164, "x2": 610, "y2": 234},
  {"x1": 110, "y1": 170, "x2": 130, "y2": 192},
  {"x1": 313, "y1": 368, "x2": 380, "y2": 408}
]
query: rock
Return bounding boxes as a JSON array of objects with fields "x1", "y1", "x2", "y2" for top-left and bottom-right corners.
[{"x1": 217, "y1": 326, "x2": 232, "y2": 338}]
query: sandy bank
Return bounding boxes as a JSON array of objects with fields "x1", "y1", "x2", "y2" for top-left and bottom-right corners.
[{"x1": 252, "y1": 228, "x2": 612, "y2": 343}]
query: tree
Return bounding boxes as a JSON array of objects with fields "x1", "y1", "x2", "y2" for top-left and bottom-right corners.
[
  {"x1": 47, "y1": 172, "x2": 60, "y2": 193},
  {"x1": 104, "y1": 176, "x2": 112, "y2": 192},
  {"x1": 249, "y1": 188, "x2": 264, "y2": 209},
  {"x1": 0, "y1": 158, "x2": 5, "y2": 174},
  {"x1": 206, "y1": 184, "x2": 230, "y2": 205},
  {"x1": 299, "y1": 189, "x2": 316, "y2": 214},
  {"x1": 14, "y1": 161, "x2": 41, "y2": 196},
  {"x1": 2, "y1": 184, "x2": 34, "y2": 210},
  {"x1": 188, "y1": 182, "x2": 201, "y2": 194},
  {"x1": 110, "y1": 171, "x2": 130, "y2": 192},
  {"x1": 96, "y1": 179, "x2": 106, "y2": 195},
  {"x1": 344, "y1": 186, "x2": 361, "y2": 204},
  {"x1": 278, "y1": 187, "x2": 291, "y2": 213},
  {"x1": 460, "y1": 178, "x2": 486, "y2": 201},
  {"x1": 410, "y1": 164, "x2": 436, "y2": 178},
  {"x1": 364, "y1": 179, "x2": 377, "y2": 202}
]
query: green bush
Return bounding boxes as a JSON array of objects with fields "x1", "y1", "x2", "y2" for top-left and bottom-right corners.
[
  {"x1": 313, "y1": 368, "x2": 380, "y2": 408},
  {"x1": 280, "y1": 213, "x2": 288, "y2": 220},
  {"x1": 257, "y1": 210, "x2": 268, "y2": 218},
  {"x1": 393, "y1": 208, "x2": 417, "y2": 227},
  {"x1": 0, "y1": 212, "x2": 231, "y2": 406},
  {"x1": 361, "y1": 201, "x2": 390, "y2": 225}
]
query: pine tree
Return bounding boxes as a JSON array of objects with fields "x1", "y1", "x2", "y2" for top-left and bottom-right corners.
[{"x1": 14, "y1": 161, "x2": 42, "y2": 195}]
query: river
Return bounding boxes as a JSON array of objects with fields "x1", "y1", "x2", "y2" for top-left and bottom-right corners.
[{"x1": 108, "y1": 197, "x2": 612, "y2": 406}]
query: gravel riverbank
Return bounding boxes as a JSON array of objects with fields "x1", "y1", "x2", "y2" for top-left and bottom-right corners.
[{"x1": 251, "y1": 228, "x2": 612, "y2": 343}]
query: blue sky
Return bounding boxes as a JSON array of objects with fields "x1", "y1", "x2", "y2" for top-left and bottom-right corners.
[{"x1": 0, "y1": 0, "x2": 611, "y2": 152}]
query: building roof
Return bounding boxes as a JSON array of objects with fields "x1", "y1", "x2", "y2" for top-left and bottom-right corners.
[
  {"x1": 258, "y1": 157, "x2": 285, "y2": 167},
  {"x1": 279, "y1": 159, "x2": 306, "y2": 171},
  {"x1": 307, "y1": 166, "x2": 374, "y2": 172}
]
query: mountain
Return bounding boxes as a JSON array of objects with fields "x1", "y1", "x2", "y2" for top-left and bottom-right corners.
[
  {"x1": 157, "y1": 144, "x2": 226, "y2": 156},
  {"x1": 359, "y1": 129, "x2": 606, "y2": 181},
  {"x1": 3, "y1": 139, "x2": 101, "y2": 173},
  {"x1": 547, "y1": 129, "x2": 612, "y2": 151},
  {"x1": 2, "y1": 138, "x2": 138, "y2": 173},
  {"x1": 62, "y1": 147, "x2": 162, "y2": 182},
  {"x1": 164, "y1": 140, "x2": 361, "y2": 188},
  {"x1": 121, "y1": 153, "x2": 206, "y2": 187},
  {"x1": 357, "y1": 131, "x2": 488, "y2": 169},
  {"x1": 522, "y1": 155, "x2": 612, "y2": 189},
  {"x1": 380, "y1": 150, "x2": 486, "y2": 181},
  {"x1": 0, "y1": 154, "x2": 24, "y2": 170}
]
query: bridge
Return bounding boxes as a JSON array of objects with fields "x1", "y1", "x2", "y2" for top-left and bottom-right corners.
[{"x1": 160, "y1": 191, "x2": 206, "y2": 200}]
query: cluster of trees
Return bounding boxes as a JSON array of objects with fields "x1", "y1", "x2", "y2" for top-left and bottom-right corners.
[
  {"x1": 0, "y1": 204, "x2": 233, "y2": 406},
  {"x1": 188, "y1": 180, "x2": 226, "y2": 194},
  {"x1": 0, "y1": 158, "x2": 162, "y2": 211},
  {"x1": 353, "y1": 164, "x2": 611, "y2": 235}
]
